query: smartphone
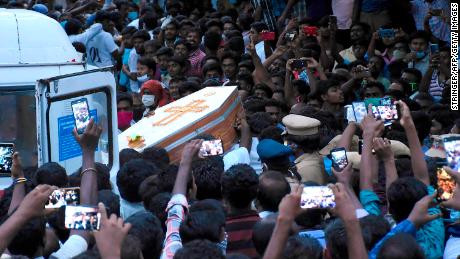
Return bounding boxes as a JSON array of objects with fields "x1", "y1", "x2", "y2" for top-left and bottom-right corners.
[
  {"x1": 200, "y1": 139, "x2": 224, "y2": 157},
  {"x1": 303, "y1": 26, "x2": 318, "y2": 37},
  {"x1": 71, "y1": 98, "x2": 90, "y2": 134},
  {"x1": 431, "y1": 9, "x2": 442, "y2": 16},
  {"x1": 65, "y1": 205, "x2": 101, "y2": 231},
  {"x1": 300, "y1": 186, "x2": 336, "y2": 209},
  {"x1": 443, "y1": 136, "x2": 460, "y2": 171},
  {"x1": 436, "y1": 167, "x2": 456, "y2": 201},
  {"x1": 260, "y1": 31, "x2": 275, "y2": 41},
  {"x1": 372, "y1": 105, "x2": 399, "y2": 126},
  {"x1": 430, "y1": 44, "x2": 439, "y2": 54},
  {"x1": 285, "y1": 32, "x2": 296, "y2": 41},
  {"x1": 45, "y1": 187, "x2": 80, "y2": 209},
  {"x1": 352, "y1": 102, "x2": 367, "y2": 123},
  {"x1": 345, "y1": 105, "x2": 356, "y2": 123},
  {"x1": 378, "y1": 28, "x2": 395, "y2": 39},
  {"x1": 292, "y1": 59, "x2": 306, "y2": 69},
  {"x1": 0, "y1": 143, "x2": 14, "y2": 175},
  {"x1": 364, "y1": 98, "x2": 381, "y2": 108},
  {"x1": 380, "y1": 96, "x2": 393, "y2": 106},
  {"x1": 330, "y1": 147, "x2": 348, "y2": 171}
]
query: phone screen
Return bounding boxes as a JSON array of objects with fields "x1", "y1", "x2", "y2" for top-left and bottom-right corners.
[
  {"x1": 71, "y1": 98, "x2": 90, "y2": 134},
  {"x1": 300, "y1": 186, "x2": 335, "y2": 209},
  {"x1": 444, "y1": 136, "x2": 460, "y2": 171},
  {"x1": 436, "y1": 167, "x2": 455, "y2": 201},
  {"x1": 200, "y1": 139, "x2": 224, "y2": 157},
  {"x1": 0, "y1": 143, "x2": 14, "y2": 174},
  {"x1": 331, "y1": 148, "x2": 348, "y2": 171},
  {"x1": 352, "y1": 102, "x2": 367, "y2": 123},
  {"x1": 372, "y1": 105, "x2": 398, "y2": 126},
  {"x1": 345, "y1": 105, "x2": 356, "y2": 123},
  {"x1": 46, "y1": 188, "x2": 80, "y2": 209},
  {"x1": 292, "y1": 59, "x2": 306, "y2": 69},
  {"x1": 65, "y1": 206, "x2": 101, "y2": 231}
]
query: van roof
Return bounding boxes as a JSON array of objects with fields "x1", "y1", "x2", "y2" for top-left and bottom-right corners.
[{"x1": 0, "y1": 8, "x2": 81, "y2": 65}]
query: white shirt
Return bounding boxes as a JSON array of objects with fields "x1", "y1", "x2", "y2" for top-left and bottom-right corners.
[
  {"x1": 332, "y1": 0, "x2": 354, "y2": 30},
  {"x1": 231, "y1": 137, "x2": 263, "y2": 175},
  {"x1": 128, "y1": 48, "x2": 140, "y2": 92},
  {"x1": 128, "y1": 19, "x2": 140, "y2": 29},
  {"x1": 68, "y1": 23, "x2": 102, "y2": 45},
  {"x1": 444, "y1": 236, "x2": 460, "y2": 259},
  {"x1": 255, "y1": 41, "x2": 267, "y2": 63},
  {"x1": 49, "y1": 235, "x2": 88, "y2": 259},
  {"x1": 223, "y1": 146, "x2": 251, "y2": 171},
  {"x1": 86, "y1": 30, "x2": 118, "y2": 67}
]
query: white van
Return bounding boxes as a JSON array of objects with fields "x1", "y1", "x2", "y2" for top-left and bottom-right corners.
[{"x1": 0, "y1": 9, "x2": 119, "y2": 188}]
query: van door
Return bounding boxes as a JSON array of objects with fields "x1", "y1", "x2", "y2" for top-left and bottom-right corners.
[{"x1": 36, "y1": 67, "x2": 119, "y2": 181}]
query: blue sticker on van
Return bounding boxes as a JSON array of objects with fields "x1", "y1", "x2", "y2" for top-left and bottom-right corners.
[{"x1": 58, "y1": 110, "x2": 97, "y2": 161}]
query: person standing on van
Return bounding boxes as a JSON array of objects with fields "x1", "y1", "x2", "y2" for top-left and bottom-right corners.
[{"x1": 86, "y1": 11, "x2": 120, "y2": 68}]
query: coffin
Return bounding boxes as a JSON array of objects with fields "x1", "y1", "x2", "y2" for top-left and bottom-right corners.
[{"x1": 118, "y1": 86, "x2": 241, "y2": 163}]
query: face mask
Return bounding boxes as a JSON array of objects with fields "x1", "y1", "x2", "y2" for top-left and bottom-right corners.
[
  {"x1": 137, "y1": 74, "x2": 149, "y2": 83},
  {"x1": 142, "y1": 95, "x2": 156, "y2": 107},
  {"x1": 416, "y1": 50, "x2": 427, "y2": 59},
  {"x1": 127, "y1": 11, "x2": 138, "y2": 21},
  {"x1": 117, "y1": 111, "x2": 133, "y2": 130},
  {"x1": 392, "y1": 50, "x2": 406, "y2": 60}
]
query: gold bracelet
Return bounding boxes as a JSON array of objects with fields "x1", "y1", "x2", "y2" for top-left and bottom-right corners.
[{"x1": 81, "y1": 168, "x2": 97, "y2": 177}]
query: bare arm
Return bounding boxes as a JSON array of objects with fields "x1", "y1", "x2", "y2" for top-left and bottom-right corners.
[
  {"x1": 173, "y1": 140, "x2": 202, "y2": 195},
  {"x1": 398, "y1": 101, "x2": 430, "y2": 185},
  {"x1": 337, "y1": 123, "x2": 358, "y2": 151},
  {"x1": 283, "y1": 62, "x2": 297, "y2": 107},
  {"x1": 248, "y1": 39, "x2": 276, "y2": 90},
  {"x1": 8, "y1": 153, "x2": 26, "y2": 215},
  {"x1": 373, "y1": 138, "x2": 398, "y2": 192},
  {"x1": 360, "y1": 111, "x2": 384, "y2": 191},
  {"x1": 367, "y1": 32, "x2": 379, "y2": 59}
]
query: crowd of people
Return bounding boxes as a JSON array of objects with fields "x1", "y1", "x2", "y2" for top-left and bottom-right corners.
[{"x1": 0, "y1": 0, "x2": 458, "y2": 258}]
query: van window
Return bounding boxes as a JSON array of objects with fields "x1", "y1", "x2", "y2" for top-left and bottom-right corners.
[
  {"x1": 0, "y1": 90, "x2": 37, "y2": 168},
  {"x1": 46, "y1": 89, "x2": 113, "y2": 174}
]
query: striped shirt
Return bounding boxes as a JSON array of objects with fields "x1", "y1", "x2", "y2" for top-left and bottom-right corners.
[
  {"x1": 226, "y1": 210, "x2": 261, "y2": 258},
  {"x1": 429, "y1": 70, "x2": 448, "y2": 98},
  {"x1": 251, "y1": 0, "x2": 276, "y2": 32},
  {"x1": 160, "y1": 194, "x2": 188, "y2": 259}
]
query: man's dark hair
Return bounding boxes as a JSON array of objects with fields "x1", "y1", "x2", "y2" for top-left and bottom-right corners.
[
  {"x1": 132, "y1": 29, "x2": 151, "y2": 41},
  {"x1": 98, "y1": 190, "x2": 120, "y2": 217},
  {"x1": 361, "y1": 81, "x2": 385, "y2": 98},
  {"x1": 34, "y1": 162, "x2": 68, "y2": 188},
  {"x1": 221, "y1": 51, "x2": 240, "y2": 65},
  {"x1": 409, "y1": 30, "x2": 430, "y2": 44},
  {"x1": 360, "y1": 215, "x2": 391, "y2": 250},
  {"x1": 142, "y1": 11, "x2": 158, "y2": 29},
  {"x1": 202, "y1": 62, "x2": 223, "y2": 77},
  {"x1": 173, "y1": 239, "x2": 225, "y2": 259},
  {"x1": 142, "y1": 146, "x2": 170, "y2": 171},
  {"x1": 292, "y1": 80, "x2": 310, "y2": 96},
  {"x1": 283, "y1": 236, "x2": 323, "y2": 259},
  {"x1": 125, "y1": 211, "x2": 164, "y2": 259},
  {"x1": 147, "y1": 192, "x2": 172, "y2": 232},
  {"x1": 95, "y1": 10, "x2": 114, "y2": 23},
  {"x1": 253, "y1": 83, "x2": 274, "y2": 98},
  {"x1": 222, "y1": 164, "x2": 259, "y2": 209},
  {"x1": 387, "y1": 177, "x2": 427, "y2": 223},
  {"x1": 206, "y1": 19, "x2": 223, "y2": 30},
  {"x1": 138, "y1": 56, "x2": 157, "y2": 73},
  {"x1": 286, "y1": 134, "x2": 321, "y2": 153},
  {"x1": 238, "y1": 13, "x2": 254, "y2": 31},
  {"x1": 257, "y1": 171, "x2": 290, "y2": 212},
  {"x1": 259, "y1": 126, "x2": 284, "y2": 144},
  {"x1": 179, "y1": 209, "x2": 225, "y2": 243},
  {"x1": 179, "y1": 81, "x2": 201, "y2": 96},
  {"x1": 402, "y1": 68, "x2": 423, "y2": 84},
  {"x1": 117, "y1": 159, "x2": 158, "y2": 202},
  {"x1": 204, "y1": 31, "x2": 222, "y2": 51},
  {"x1": 155, "y1": 46, "x2": 174, "y2": 57},
  {"x1": 119, "y1": 148, "x2": 142, "y2": 169},
  {"x1": 377, "y1": 233, "x2": 425, "y2": 259},
  {"x1": 350, "y1": 22, "x2": 371, "y2": 37},
  {"x1": 7, "y1": 217, "x2": 45, "y2": 258},
  {"x1": 388, "y1": 60, "x2": 408, "y2": 80},
  {"x1": 117, "y1": 92, "x2": 133, "y2": 107},
  {"x1": 252, "y1": 218, "x2": 276, "y2": 255},
  {"x1": 250, "y1": 21, "x2": 269, "y2": 33},
  {"x1": 248, "y1": 112, "x2": 275, "y2": 135},
  {"x1": 64, "y1": 18, "x2": 83, "y2": 35},
  {"x1": 228, "y1": 36, "x2": 245, "y2": 53},
  {"x1": 243, "y1": 97, "x2": 266, "y2": 115},
  {"x1": 316, "y1": 79, "x2": 341, "y2": 97},
  {"x1": 121, "y1": 234, "x2": 143, "y2": 259},
  {"x1": 192, "y1": 156, "x2": 224, "y2": 200},
  {"x1": 238, "y1": 60, "x2": 255, "y2": 72}
]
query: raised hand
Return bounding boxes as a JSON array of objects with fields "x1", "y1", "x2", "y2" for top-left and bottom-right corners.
[
  {"x1": 73, "y1": 118, "x2": 102, "y2": 153},
  {"x1": 181, "y1": 139, "x2": 203, "y2": 163},
  {"x1": 373, "y1": 138, "x2": 394, "y2": 161},
  {"x1": 360, "y1": 106, "x2": 384, "y2": 137},
  {"x1": 94, "y1": 203, "x2": 131, "y2": 259},
  {"x1": 395, "y1": 100, "x2": 413, "y2": 128},
  {"x1": 278, "y1": 184, "x2": 303, "y2": 222},
  {"x1": 16, "y1": 185, "x2": 57, "y2": 219},
  {"x1": 329, "y1": 183, "x2": 356, "y2": 221},
  {"x1": 332, "y1": 162, "x2": 353, "y2": 186},
  {"x1": 408, "y1": 192, "x2": 441, "y2": 229},
  {"x1": 11, "y1": 152, "x2": 24, "y2": 179}
]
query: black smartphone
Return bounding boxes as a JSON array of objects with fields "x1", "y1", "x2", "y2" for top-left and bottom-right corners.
[
  {"x1": 0, "y1": 143, "x2": 14, "y2": 175},
  {"x1": 330, "y1": 147, "x2": 348, "y2": 171},
  {"x1": 292, "y1": 59, "x2": 306, "y2": 69},
  {"x1": 300, "y1": 186, "x2": 336, "y2": 209},
  {"x1": 65, "y1": 205, "x2": 101, "y2": 231},
  {"x1": 200, "y1": 139, "x2": 224, "y2": 157},
  {"x1": 443, "y1": 136, "x2": 460, "y2": 171},
  {"x1": 71, "y1": 98, "x2": 90, "y2": 135},
  {"x1": 436, "y1": 167, "x2": 455, "y2": 202},
  {"x1": 45, "y1": 187, "x2": 80, "y2": 209}
]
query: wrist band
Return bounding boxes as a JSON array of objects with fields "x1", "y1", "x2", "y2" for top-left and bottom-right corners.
[
  {"x1": 13, "y1": 177, "x2": 27, "y2": 185},
  {"x1": 81, "y1": 168, "x2": 97, "y2": 177}
]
